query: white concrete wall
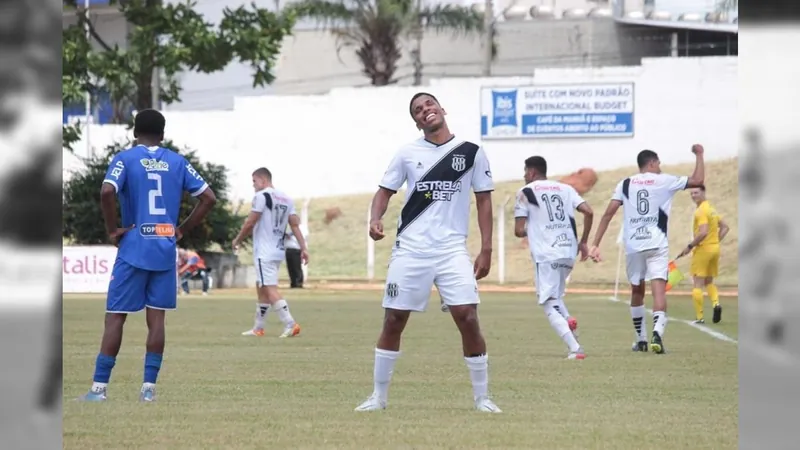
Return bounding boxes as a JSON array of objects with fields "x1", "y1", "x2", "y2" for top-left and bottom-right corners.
[{"x1": 69, "y1": 56, "x2": 738, "y2": 202}]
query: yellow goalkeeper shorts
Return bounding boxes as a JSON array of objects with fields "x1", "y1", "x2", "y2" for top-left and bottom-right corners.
[{"x1": 690, "y1": 246, "x2": 720, "y2": 278}]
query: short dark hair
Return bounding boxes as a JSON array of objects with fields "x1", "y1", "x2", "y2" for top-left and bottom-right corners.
[
  {"x1": 524, "y1": 156, "x2": 547, "y2": 176},
  {"x1": 637, "y1": 150, "x2": 659, "y2": 169},
  {"x1": 409, "y1": 92, "x2": 439, "y2": 117},
  {"x1": 133, "y1": 109, "x2": 166, "y2": 137},
  {"x1": 253, "y1": 167, "x2": 272, "y2": 180}
]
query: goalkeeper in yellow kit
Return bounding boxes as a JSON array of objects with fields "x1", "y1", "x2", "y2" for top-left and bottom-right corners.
[{"x1": 677, "y1": 185, "x2": 730, "y2": 323}]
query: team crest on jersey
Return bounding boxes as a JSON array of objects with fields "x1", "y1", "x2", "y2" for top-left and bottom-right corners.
[
  {"x1": 416, "y1": 162, "x2": 424, "y2": 170},
  {"x1": 386, "y1": 282, "x2": 399, "y2": 298},
  {"x1": 140, "y1": 223, "x2": 176, "y2": 238},
  {"x1": 140, "y1": 159, "x2": 170, "y2": 172},
  {"x1": 451, "y1": 154, "x2": 466, "y2": 172}
]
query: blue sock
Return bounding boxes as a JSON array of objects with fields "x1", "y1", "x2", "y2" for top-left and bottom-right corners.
[
  {"x1": 143, "y1": 352, "x2": 163, "y2": 384},
  {"x1": 93, "y1": 353, "x2": 116, "y2": 383}
]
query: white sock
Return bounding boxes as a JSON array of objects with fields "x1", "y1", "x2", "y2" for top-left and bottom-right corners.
[
  {"x1": 141, "y1": 382, "x2": 155, "y2": 390},
  {"x1": 373, "y1": 348, "x2": 400, "y2": 402},
  {"x1": 91, "y1": 382, "x2": 107, "y2": 392},
  {"x1": 464, "y1": 354, "x2": 489, "y2": 401},
  {"x1": 254, "y1": 303, "x2": 269, "y2": 330},
  {"x1": 653, "y1": 311, "x2": 668, "y2": 336},
  {"x1": 544, "y1": 303, "x2": 581, "y2": 352},
  {"x1": 273, "y1": 299, "x2": 295, "y2": 326},
  {"x1": 630, "y1": 305, "x2": 647, "y2": 341},
  {"x1": 556, "y1": 298, "x2": 570, "y2": 318}
]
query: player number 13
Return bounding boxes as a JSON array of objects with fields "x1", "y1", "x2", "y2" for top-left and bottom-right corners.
[{"x1": 148, "y1": 173, "x2": 167, "y2": 215}]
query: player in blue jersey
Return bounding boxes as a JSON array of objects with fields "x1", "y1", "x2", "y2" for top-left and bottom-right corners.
[{"x1": 79, "y1": 109, "x2": 217, "y2": 402}]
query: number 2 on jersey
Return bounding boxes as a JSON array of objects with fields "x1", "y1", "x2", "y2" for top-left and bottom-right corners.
[
  {"x1": 636, "y1": 189, "x2": 650, "y2": 215},
  {"x1": 148, "y1": 173, "x2": 166, "y2": 215},
  {"x1": 541, "y1": 194, "x2": 565, "y2": 222}
]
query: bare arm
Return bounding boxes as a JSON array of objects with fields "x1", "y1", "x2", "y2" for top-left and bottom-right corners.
[
  {"x1": 687, "y1": 224, "x2": 709, "y2": 249},
  {"x1": 591, "y1": 200, "x2": 622, "y2": 247},
  {"x1": 514, "y1": 217, "x2": 527, "y2": 238},
  {"x1": 100, "y1": 183, "x2": 119, "y2": 236},
  {"x1": 475, "y1": 191, "x2": 493, "y2": 253},
  {"x1": 179, "y1": 189, "x2": 217, "y2": 237},
  {"x1": 576, "y1": 202, "x2": 594, "y2": 244},
  {"x1": 288, "y1": 214, "x2": 308, "y2": 252},
  {"x1": 686, "y1": 145, "x2": 705, "y2": 188},
  {"x1": 718, "y1": 219, "x2": 730, "y2": 241},
  {"x1": 233, "y1": 209, "x2": 262, "y2": 244},
  {"x1": 370, "y1": 187, "x2": 395, "y2": 223}
]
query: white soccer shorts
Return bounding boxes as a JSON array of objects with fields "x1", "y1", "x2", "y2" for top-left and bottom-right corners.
[
  {"x1": 625, "y1": 247, "x2": 669, "y2": 285},
  {"x1": 382, "y1": 251, "x2": 479, "y2": 312},
  {"x1": 534, "y1": 259, "x2": 574, "y2": 304},
  {"x1": 254, "y1": 258, "x2": 282, "y2": 287}
]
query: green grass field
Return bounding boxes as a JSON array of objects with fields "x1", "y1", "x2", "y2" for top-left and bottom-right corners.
[
  {"x1": 236, "y1": 158, "x2": 739, "y2": 287},
  {"x1": 63, "y1": 290, "x2": 738, "y2": 449}
]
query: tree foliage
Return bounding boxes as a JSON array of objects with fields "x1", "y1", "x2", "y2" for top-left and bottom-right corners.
[
  {"x1": 63, "y1": 141, "x2": 243, "y2": 250},
  {"x1": 286, "y1": 0, "x2": 491, "y2": 86},
  {"x1": 61, "y1": 0, "x2": 296, "y2": 150}
]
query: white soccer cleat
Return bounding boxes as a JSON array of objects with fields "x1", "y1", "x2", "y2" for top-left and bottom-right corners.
[
  {"x1": 355, "y1": 394, "x2": 386, "y2": 411},
  {"x1": 279, "y1": 323, "x2": 301, "y2": 338},
  {"x1": 241, "y1": 328, "x2": 265, "y2": 337},
  {"x1": 475, "y1": 396, "x2": 502, "y2": 413},
  {"x1": 567, "y1": 349, "x2": 586, "y2": 360}
]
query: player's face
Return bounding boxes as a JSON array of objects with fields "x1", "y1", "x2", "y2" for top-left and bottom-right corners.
[
  {"x1": 252, "y1": 175, "x2": 268, "y2": 191},
  {"x1": 689, "y1": 188, "x2": 705, "y2": 204},
  {"x1": 411, "y1": 95, "x2": 446, "y2": 132},
  {"x1": 524, "y1": 167, "x2": 535, "y2": 183},
  {"x1": 645, "y1": 158, "x2": 661, "y2": 173}
]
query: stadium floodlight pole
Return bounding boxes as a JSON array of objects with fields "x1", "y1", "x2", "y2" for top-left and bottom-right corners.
[
  {"x1": 612, "y1": 227, "x2": 624, "y2": 301},
  {"x1": 481, "y1": 0, "x2": 494, "y2": 77},
  {"x1": 84, "y1": 0, "x2": 92, "y2": 158},
  {"x1": 302, "y1": 198, "x2": 311, "y2": 281},
  {"x1": 497, "y1": 195, "x2": 510, "y2": 284},
  {"x1": 366, "y1": 204, "x2": 375, "y2": 280}
]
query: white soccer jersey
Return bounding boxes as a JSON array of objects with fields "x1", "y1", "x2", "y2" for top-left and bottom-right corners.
[
  {"x1": 514, "y1": 180, "x2": 585, "y2": 263},
  {"x1": 379, "y1": 136, "x2": 494, "y2": 256},
  {"x1": 612, "y1": 172, "x2": 688, "y2": 254},
  {"x1": 252, "y1": 187, "x2": 297, "y2": 261}
]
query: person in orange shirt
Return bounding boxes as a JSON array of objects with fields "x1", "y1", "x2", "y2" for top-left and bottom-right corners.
[
  {"x1": 678, "y1": 185, "x2": 730, "y2": 323},
  {"x1": 178, "y1": 249, "x2": 209, "y2": 295}
]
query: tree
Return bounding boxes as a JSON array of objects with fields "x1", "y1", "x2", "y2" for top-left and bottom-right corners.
[
  {"x1": 286, "y1": 0, "x2": 491, "y2": 87},
  {"x1": 62, "y1": 140, "x2": 243, "y2": 251},
  {"x1": 61, "y1": 0, "x2": 296, "y2": 151}
]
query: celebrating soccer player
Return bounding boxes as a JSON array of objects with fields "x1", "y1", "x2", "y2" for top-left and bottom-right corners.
[
  {"x1": 589, "y1": 145, "x2": 705, "y2": 354},
  {"x1": 234, "y1": 167, "x2": 307, "y2": 338},
  {"x1": 513, "y1": 156, "x2": 593, "y2": 360},
  {"x1": 677, "y1": 186, "x2": 730, "y2": 324},
  {"x1": 80, "y1": 109, "x2": 217, "y2": 402},
  {"x1": 355, "y1": 92, "x2": 500, "y2": 413}
]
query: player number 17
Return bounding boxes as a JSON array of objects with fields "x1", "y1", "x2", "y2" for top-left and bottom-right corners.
[{"x1": 148, "y1": 173, "x2": 167, "y2": 215}]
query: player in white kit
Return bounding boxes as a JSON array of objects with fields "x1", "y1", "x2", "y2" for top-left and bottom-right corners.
[
  {"x1": 513, "y1": 156, "x2": 594, "y2": 360},
  {"x1": 589, "y1": 145, "x2": 705, "y2": 354},
  {"x1": 355, "y1": 92, "x2": 500, "y2": 413},
  {"x1": 233, "y1": 167, "x2": 308, "y2": 338}
]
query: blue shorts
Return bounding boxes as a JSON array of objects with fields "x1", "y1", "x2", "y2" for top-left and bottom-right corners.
[{"x1": 106, "y1": 257, "x2": 177, "y2": 313}]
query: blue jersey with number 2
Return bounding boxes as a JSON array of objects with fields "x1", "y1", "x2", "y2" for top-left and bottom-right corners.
[{"x1": 103, "y1": 145, "x2": 208, "y2": 271}]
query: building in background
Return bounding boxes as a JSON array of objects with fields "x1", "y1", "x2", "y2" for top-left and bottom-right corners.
[{"x1": 62, "y1": 0, "x2": 737, "y2": 118}]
